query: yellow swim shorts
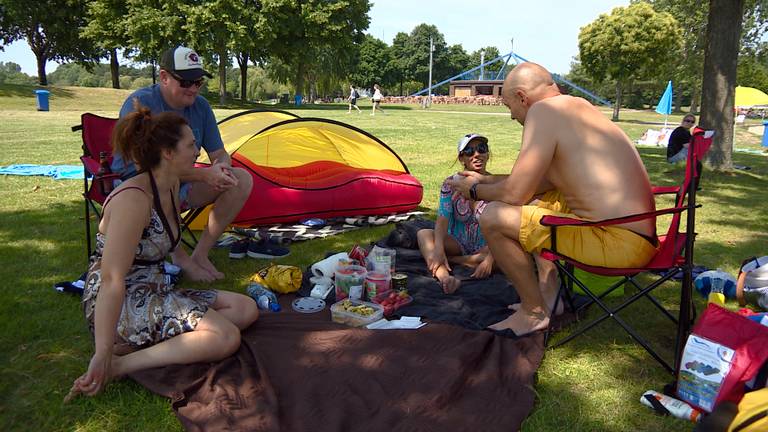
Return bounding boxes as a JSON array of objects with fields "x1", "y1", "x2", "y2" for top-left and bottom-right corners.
[{"x1": 519, "y1": 191, "x2": 658, "y2": 268}]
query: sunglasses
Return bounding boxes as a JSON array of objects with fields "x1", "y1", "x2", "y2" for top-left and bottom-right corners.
[
  {"x1": 683, "y1": 119, "x2": 695, "y2": 123},
  {"x1": 170, "y1": 72, "x2": 205, "y2": 89},
  {"x1": 460, "y1": 142, "x2": 489, "y2": 157}
]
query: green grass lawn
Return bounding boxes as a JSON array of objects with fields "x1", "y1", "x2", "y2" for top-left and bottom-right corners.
[{"x1": 1, "y1": 83, "x2": 766, "y2": 431}]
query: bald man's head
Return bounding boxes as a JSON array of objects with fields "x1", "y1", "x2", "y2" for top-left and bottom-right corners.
[{"x1": 502, "y1": 62, "x2": 557, "y2": 97}]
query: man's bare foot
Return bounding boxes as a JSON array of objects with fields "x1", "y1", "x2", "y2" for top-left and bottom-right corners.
[
  {"x1": 508, "y1": 292, "x2": 564, "y2": 316},
  {"x1": 191, "y1": 254, "x2": 224, "y2": 280},
  {"x1": 182, "y1": 261, "x2": 217, "y2": 283},
  {"x1": 488, "y1": 308, "x2": 549, "y2": 336}
]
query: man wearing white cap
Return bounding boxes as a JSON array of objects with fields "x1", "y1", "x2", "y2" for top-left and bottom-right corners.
[{"x1": 114, "y1": 46, "x2": 253, "y2": 282}]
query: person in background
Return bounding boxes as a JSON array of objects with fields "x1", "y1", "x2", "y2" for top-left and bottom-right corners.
[
  {"x1": 67, "y1": 105, "x2": 259, "y2": 401},
  {"x1": 667, "y1": 114, "x2": 695, "y2": 163},
  {"x1": 371, "y1": 84, "x2": 385, "y2": 116},
  {"x1": 417, "y1": 134, "x2": 495, "y2": 294},
  {"x1": 113, "y1": 46, "x2": 253, "y2": 282},
  {"x1": 348, "y1": 84, "x2": 361, "y2": 113}
]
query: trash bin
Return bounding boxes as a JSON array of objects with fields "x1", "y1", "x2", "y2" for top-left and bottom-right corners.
[
  {"x1": 34, "y1": 89, "x2": 50, "y2": 111},
  {"x1": 294, "y1": 94, "x2": 302, "y2": 107},
  {"x1": 763, "y1": 121, "x2": 768, "y2": 147}
]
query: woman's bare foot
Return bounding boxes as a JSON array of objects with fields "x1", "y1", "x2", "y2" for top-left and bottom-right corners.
[
  {"x1": 434, "y1": 266, "x2": 461, "y2": 294},
  {"x1": 488, "y1": 308, "x2": 550, "y2": 336}
]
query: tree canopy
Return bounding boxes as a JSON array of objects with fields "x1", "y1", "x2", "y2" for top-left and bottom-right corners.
[
  {"x1": 0, "y1": 0, "x2": 98, "y2": 85},
  {"x1": 578, "y1": 2, "x2": 682, "y2": 120}
]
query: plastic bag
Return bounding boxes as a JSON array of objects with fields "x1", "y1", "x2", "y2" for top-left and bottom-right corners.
[
  {"x1": 251, "y1": 263, "x2": 302, "y2": 294},
  {"x1": 676, "y1": 304, "x2": 768, "y2": 413},
  {"x1": 737, "y1": 256, "x2": 768, "y2": 310}
]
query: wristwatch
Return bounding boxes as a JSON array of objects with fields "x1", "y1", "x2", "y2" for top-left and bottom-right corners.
[{"x1": 469, "y1": 183, "x2": 479, "y2": 201}]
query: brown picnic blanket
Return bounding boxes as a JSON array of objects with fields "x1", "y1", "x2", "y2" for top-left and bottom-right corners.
[{"x1": 130, "y1": 297, "x2": 545, "y2": 432}]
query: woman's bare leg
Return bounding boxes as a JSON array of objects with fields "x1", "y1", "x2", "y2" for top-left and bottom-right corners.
[
  {"x1": 109, "y1": 308, "x2": 242, "y2": 378},
  {"x1": 209, "y1": 290, "x2": 259, "y2": 330},
  {"x1": 417, "y1": 229, "x2": 464, "y2": 294}
]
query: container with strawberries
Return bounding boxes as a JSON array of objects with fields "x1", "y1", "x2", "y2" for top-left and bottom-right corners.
[{"x1": 372, "y1": 290, "x2": 413, "y2": 317}]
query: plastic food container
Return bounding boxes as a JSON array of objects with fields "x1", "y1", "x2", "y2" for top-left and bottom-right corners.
[
  {"x1": 365, "y1": 271, "x2": 391, "y2": 301},
  {"x1": 335, "y1": 264, "x2": 367, "y2": 301},
  {"x1": 372, "y1": 290, "x2": 413, "y2": 317},
  {"x1": 330, "y1": 299, "x2": 384, "y2": 327}
]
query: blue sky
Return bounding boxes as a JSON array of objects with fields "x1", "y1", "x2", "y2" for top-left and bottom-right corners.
[{"x1": 0, "y1": 0, "x2": 628, "y2": 77}]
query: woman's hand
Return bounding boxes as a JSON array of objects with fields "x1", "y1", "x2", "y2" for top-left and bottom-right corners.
[
  {"x1": 427, "y1": 250, "x2": 451, "y2": 277},
  {"x1": 471, "y1": 253, "x2": 494, "y2": 279},
  {"x1": 67, "y1": 351, "x2": 112, "y2": 401}
]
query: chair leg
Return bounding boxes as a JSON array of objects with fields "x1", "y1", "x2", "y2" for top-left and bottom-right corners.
[
  {"x1": 84, "y1": 197, "x2": 92, "y2": 261},
  {"x1": 549, "y1": 261, "x2": 676, "y2": 374},
  {"x1": 626, "y1": 275, "x2": 679, "y2": 324},
  {"x1": 180, "y1": 208, "x2": 205, "y2": 250}
]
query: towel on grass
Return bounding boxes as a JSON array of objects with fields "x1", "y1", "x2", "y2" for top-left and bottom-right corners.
[{"x1": 0, "y1": 164, "x2": 84, "y2": 180}]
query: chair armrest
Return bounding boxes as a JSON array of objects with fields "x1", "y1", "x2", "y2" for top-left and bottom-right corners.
[
  {"x1": 540, "y1": 206, "x2": 687, "y2": 228},
  {"x1": 652, "y1": 185, "x2": 680, "y2": 195}
]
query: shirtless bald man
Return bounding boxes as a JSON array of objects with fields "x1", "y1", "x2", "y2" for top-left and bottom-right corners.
[{"x1": 448, "y1": 62, "x2": 657, "y2": 336}]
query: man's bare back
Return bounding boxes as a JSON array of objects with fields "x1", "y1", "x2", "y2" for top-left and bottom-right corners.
[{"x1": 532, "y1": 94, "x2": 656, "y2": 238}]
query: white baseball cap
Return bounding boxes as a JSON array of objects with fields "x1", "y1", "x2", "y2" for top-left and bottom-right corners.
[
  {"x1": 160, "y1": 46, "x2": 213, "y2": 80},
  {"x1": 457, "y1": 133, "x2": 488, "y2": 153}
]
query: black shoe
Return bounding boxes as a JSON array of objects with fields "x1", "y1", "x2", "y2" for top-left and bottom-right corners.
[
  {"x1": 229, "y1": 239, "x2": 249, "y2": 259},
  {"x1": 247, "y1": 239, "x2": 290, "y2": 259}
]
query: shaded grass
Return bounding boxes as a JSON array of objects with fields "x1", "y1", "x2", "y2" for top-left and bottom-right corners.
[{"x1": 1, "y1": 85, "x2": 766, "y2": 431}]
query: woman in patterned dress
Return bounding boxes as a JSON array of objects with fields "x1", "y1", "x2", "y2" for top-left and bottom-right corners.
[
  {"x1": 417, "y1": 133, "x2": 495, "y2": 294},
  {"x1": 67, "y1": 103, "x2": 259, "y2": 400}
]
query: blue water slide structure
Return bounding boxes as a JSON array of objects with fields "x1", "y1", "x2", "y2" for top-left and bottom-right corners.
[{"x1": 412, "y1": 50, "x2": 611, "y2": 107}]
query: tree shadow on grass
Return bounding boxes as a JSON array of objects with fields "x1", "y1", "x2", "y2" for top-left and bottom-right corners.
[{"x1": 0, "y1": 83, "x2": 75, "y2": 99}]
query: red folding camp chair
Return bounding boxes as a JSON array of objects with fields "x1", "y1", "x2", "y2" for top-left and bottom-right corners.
[
  {"x1": 540, "y1": 128, "x2": 714, "y2": 373},
  {"x1": 72, "y1": 113, "x2": 202, "y2": 261}
]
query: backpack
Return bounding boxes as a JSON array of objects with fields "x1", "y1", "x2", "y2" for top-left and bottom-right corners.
[
  {"x1": 353, "y1": 89, "x2": 359, "y2": 99},
  {"x1": 694, "y1": 387, "x2": 768, "y2": 432},
  {"x1": 383, "y1": 218, "x2": 435, "y2": 249}
]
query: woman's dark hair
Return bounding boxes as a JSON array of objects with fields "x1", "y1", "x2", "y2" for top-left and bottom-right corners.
[{"x1": 111, "y1": 98, "x2": 188, "y2": 171}]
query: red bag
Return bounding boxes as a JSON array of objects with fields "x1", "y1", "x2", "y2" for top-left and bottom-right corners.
[{"x1": 676, "y1": 304, "x2": 768, "y2": 412}]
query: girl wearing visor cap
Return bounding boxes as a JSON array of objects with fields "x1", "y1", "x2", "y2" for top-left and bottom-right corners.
[{"x1": 417, "y1": 133, "x2": 495, "y2": 294}]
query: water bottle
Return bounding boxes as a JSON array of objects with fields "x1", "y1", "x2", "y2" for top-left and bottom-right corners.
[
  {"x1": 707, "y1": 268, "x2": 728, "y2": 306},
  {"x1": 640, "y1": 390, "x2": 701, "y2": 422},
  {"x1": 246, "y1": 283, "x2": 281, "y2": 312}
]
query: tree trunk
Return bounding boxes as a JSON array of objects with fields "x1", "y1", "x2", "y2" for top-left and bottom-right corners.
[
  {"x1": 27, "y1": 31, "x2": 49, "y2": 86},
  {"x1": 218, "y1": 49, "x2": 228, "y2": 105},
  {"x1": 674, "y1": 83, "x2": 683, "y2": 113},
  {"x1": 110, "y1": 48, "x2": 120, "y2": 89},
  {"x1": 612, "y1": 81, "x2": 622, "y2": 121},
  {"x1": 690, "y1": 83, "x2": 700, "y2": 114},
  {"x1": 294, "y1": 62, "x2": 306, "y2": 102},
  {"x1": 35, "y1": 54, "x2": 48, "y2": 86},
  {"x1": 699, "y1": 0, "x2": 744, "y2": 170},
  {"x1": 238, "y1": 53, "x2": 249, "y2": 102}
]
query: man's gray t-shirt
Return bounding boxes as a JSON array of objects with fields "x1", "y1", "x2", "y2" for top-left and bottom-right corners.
[{"x1": 112, "y1": 84, "x2": 224, "y2": 178}]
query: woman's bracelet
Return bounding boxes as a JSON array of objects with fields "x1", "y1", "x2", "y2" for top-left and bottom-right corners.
[{"x1": 469, "y1": 183, "x2": 479, "y2": 201}]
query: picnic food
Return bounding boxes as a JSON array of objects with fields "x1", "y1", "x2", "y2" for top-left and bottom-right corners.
[
  {"x1": 330, "y1": 299, "x2": 383, "y2": 327},
  {"x1": 373, "y1": 290, "x2": 413, "y2": 316}
]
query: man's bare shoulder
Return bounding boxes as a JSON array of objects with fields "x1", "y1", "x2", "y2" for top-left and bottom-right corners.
[{"x1": 529, "y1": 95, "x2": 588, "y2": 117}]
